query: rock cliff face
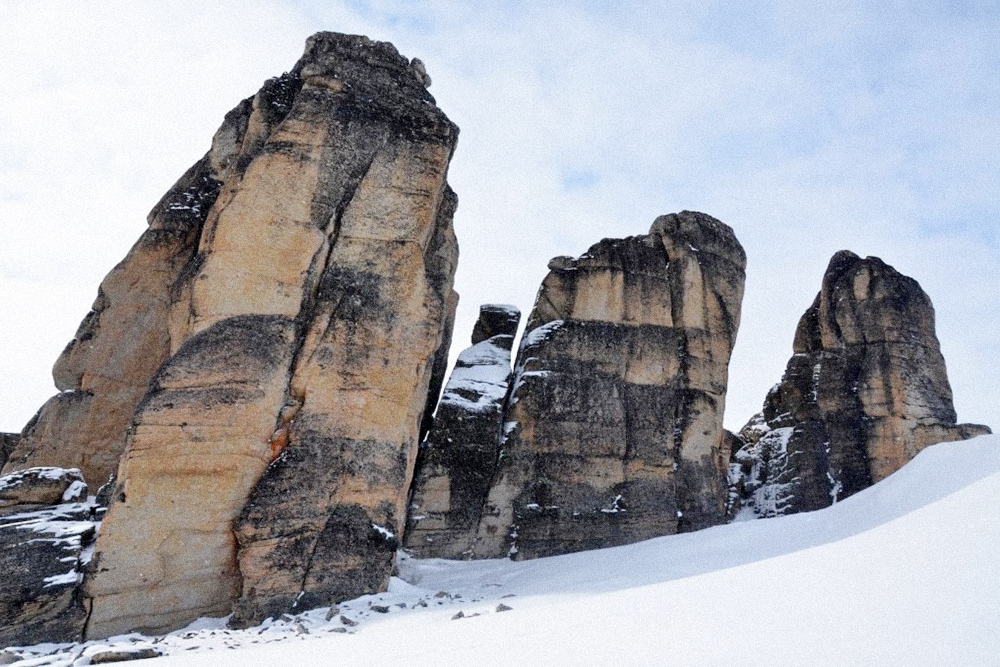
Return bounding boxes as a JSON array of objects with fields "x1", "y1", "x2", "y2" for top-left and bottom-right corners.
[
  {"x1": 404, "y1": 304, "x2": 520, "y2": 558},
  {"x1": 729, "y1": 251, "x2": 991, "y2": 519},
  {"x1": 473, "y1": 212, "x2": 745, "y2": 559},
  {"x1": 2, "y1": 139, "x2": 223, "y2": 488},
  {"x1": 68, "y1": 33, "x2": 460, "y2": 638},
  {"x1": 0, "y1": 468, "x2": 97, "y2": 648}
]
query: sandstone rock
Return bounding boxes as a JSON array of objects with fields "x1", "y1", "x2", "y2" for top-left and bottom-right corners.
[
  {"x1": 729, "y1": 251, "x2": 991, "y2": 519},
  {"x1": 471, "y1": 304, "x2": 521, "y2": 344},
  {"x1": 474, "y1": 211, "x2": 745, "y2": 559},
  {"x1": 0, "y1": 468, "x2": 86, "y2": 509},
  {"x1": 404, "y1": 304, "x2": 520, "y2": 558},
  {"x1": 82, "y1": 32, "x2": 459, "y2": 637},
  {"x1": 2, "y1": 113, "x2": 240, "y2": 487},
  {"x1": 0, "y1": 496, "x2": 98, "y2": 647}
]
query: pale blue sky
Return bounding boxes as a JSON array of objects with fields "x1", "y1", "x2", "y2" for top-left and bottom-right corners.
[{"x1": 1, "y1": 0, "x2": 997, "y2": 431}]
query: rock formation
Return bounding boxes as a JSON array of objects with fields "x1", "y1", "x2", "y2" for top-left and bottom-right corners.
[
  {"x1": 729, "y1": 251, "x2": 991, "y2": 519},
  {"x1": 50, "y1": 32, "x2": 461, "y2": 638},
  {"x1": 0, "y1": 435, "x2": 17, "y2": 470},
  {"x1": 0, "y1": 468, "x2": 98, "y2": 648},
  {"x1": 472, "y1": 211, "x2": 746, "y2": 559},
  {"x1": 404, "y1": 304, "x2": 521, "y2": 558}
]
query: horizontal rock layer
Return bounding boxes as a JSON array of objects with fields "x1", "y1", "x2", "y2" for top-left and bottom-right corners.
[{"x1": 0, "y1": 468, "x2": 99, "y2": 648}]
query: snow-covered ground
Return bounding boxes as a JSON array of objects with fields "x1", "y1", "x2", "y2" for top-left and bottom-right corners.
[{"x1": 10, "y1": 434, "x2": 999, "y2": 666}]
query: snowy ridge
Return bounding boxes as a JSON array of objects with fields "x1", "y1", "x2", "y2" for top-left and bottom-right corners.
[{"x1": 7, "y1": 433, "x2": 998, "y2": 665}]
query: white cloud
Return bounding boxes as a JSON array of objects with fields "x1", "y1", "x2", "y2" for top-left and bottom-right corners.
[{"x1": 1, "y1": 1, "x2": 996, "y2": 433}]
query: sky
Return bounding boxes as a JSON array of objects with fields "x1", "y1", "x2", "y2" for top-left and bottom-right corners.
[{"x1": 1, "y1": 0, "x2": 997, "y2": 433}]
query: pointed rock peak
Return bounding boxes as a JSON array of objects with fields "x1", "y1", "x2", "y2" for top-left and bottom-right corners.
[{"x1": 471, "y1": 304, "x2": 521, "y2": 345}]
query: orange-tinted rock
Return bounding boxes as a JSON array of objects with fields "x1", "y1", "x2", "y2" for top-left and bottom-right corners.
[
  {"x1": 729, "y1": 251, "x2": 991, "y2": 519},
  {"x1": 82, "y1": 33, "x2": 459, "y2": 637}
]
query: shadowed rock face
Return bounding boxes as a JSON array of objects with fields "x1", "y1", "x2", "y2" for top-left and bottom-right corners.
[
  {"x1": 473, "y1": 211, "x2": 746, "y2": 560},
  {"x1": 0, "y1": 435, "x2": 16, "y2": 469},
  {"x1": 0, "y1": 468, "x2": 97, "y2": 648},
  {"x1": 404, "y1": 304, "x2": 521, "y2": 559},
  {"x1": 729, "y1": 251, "x2": 991, "y2": 519},
  {"x1": 78, "y1": 33, "x2": 459, "y2": 637}
]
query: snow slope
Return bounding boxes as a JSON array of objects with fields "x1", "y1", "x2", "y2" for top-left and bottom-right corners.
[{"x1": 11, "y1": 434, "x2": 999, "y2": 666}]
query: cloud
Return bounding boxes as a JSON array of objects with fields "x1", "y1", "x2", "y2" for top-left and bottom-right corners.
[{"x1": 1, "y1": 1, "x2": 997, "y2": 433}]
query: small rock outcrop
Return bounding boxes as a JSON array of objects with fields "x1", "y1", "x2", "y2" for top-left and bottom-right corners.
[
  {"x1": 0, "y1": 469, "x2": 99, "y2": 648},
  {"x1": 75, "y1": 33, "x2": 459, "y2": 637},
  {"x1": 0, "y1": 467, "x2": 86, "y2": 509},
  {"x1": 473, "y1": 211, "x2": 746, "y2": 559},
  {"x1": 404, "y1": 304, "x2": 521, "y2": 558},
  {"x1": 0, "y1": 435, "x2": 17, "y2": 469},
  {"x1": 729, "y1": 251, "x2": 991, "y2": 519}
]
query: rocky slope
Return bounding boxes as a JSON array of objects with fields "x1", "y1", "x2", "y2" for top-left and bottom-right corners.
[
  {"x1": 729, "y1": 251, "x2": 991, "y2": 518},
  {"x1": 472, "y1": 212, "x2": 746, "y2": 559},
  {"x1": 404, "y1": 304, "x2": 521, "y2": 558}
]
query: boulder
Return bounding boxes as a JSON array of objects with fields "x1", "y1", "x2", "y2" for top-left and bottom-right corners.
[
  {"x1": 729, "y1": 251, "x2": 991, "y2": 519},
  {"x1": 474, "y1": 211, "x2": 746, "y2": 559},
  {"x1": 404, "y1": 304, "x2": 521, "y2": 558},
  {"x1": 0, "y1": 467, "x2": 86, "y2": 509},
  {"x1": 83, "y1": 32, "x2": 459, "y2": 637}
]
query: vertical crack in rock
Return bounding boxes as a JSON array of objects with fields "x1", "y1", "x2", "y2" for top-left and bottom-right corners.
[
  {"x1": 72, "y1": 33, "x2": 459, "y2": 639},
  {"x1": 469, "y1": 211, "x2": 745, "y2": 560},
  {"x1": 403, "y1": 304, "x2": 521, "y2": 558},
  {"x1": 729, "y1": 251, "x2": 992, "y2": 520}
]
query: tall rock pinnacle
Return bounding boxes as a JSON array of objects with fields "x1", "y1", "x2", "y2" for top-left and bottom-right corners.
[
  {"x1": 14, "y1": 32, "x2": 465, "y2": 638},
  {"x1": 471, "y1": 211, "x2": 746, "y2": 559},
  {"x1": 729, "y1": 251, "x2": 990, "y2": 518}
]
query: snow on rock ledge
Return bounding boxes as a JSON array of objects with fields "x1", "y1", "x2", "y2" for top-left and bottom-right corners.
[{"x1": 405, "y1": 304, "x2": 521, "y2": 558}]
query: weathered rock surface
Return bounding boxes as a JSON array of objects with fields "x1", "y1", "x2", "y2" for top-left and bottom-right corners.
[
  {"x1": 729, "y1": 251, "x2": 991, "y2": 519},
  {"x1": 0, "y1": 467, "x2": 86, "y2": 509},
  {"x1": 82, "y1": 33, "x2": 459, "y2": 637},
  {"x1": 0, "y1": 469, "x2": 99, "y2": 648},
  {"x1": 0, "y1": 436, "x2": 16, "y2": 470},
  {"x1": 473, "y1": 211, "x2": 745, "y2": 559},
  {"x1": 404, "y1": 304, "x2": 521, "y2": 558}
]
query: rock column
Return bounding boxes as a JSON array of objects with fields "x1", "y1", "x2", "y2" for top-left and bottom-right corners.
[
  {"x1": 729, "y1": 251, "x2": 991, "y2": 519},
  {"x1": 404, "y1": 304, "x2": 521, "y2": 559},
  {"x1": 83, "y1": 33, "x2": 459, "y2": 637},
  {"x1": 475, "y1": 212, "x2": 745, "y2": 559}
]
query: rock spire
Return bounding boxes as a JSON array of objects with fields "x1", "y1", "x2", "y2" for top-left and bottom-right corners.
[
  {"x1": 0, "y1": 32, "x2": 464, "y2": 638},
  {"x1": 470, "y1": 211, "x2": 746, "y2": 559},
  {"x1": 404, "y1": 304, "x2": 521, "y2": 558},
  {"x1": 729, "y1": 251, "x2": 990, "y2": 519}
]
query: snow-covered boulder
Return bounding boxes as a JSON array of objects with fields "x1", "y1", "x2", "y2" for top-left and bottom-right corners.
[{"x1": 0, "y1": 467, "x2": 86, "y2": 510}]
